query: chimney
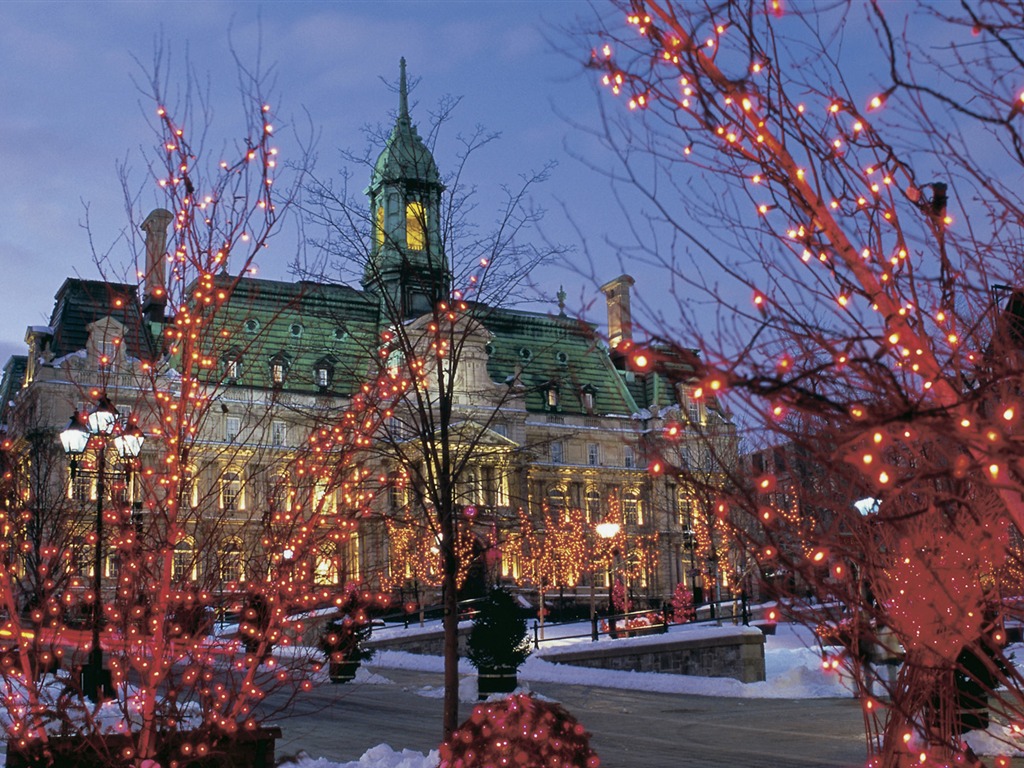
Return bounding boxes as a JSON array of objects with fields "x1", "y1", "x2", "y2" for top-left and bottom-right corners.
[
  {"x1": 600, "y1": 274, "x2": 635, "y2": 350},
  {"x1": 141, "y1": 208, "x2": 174, "y2": 323}
]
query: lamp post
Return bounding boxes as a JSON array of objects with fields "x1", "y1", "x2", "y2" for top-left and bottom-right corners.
[
  {"x1": 591, "y1": 521, "x2": 620, "y2": 641},
  {"x1": 60, "y1": 396, "x2": 144, "y2": 702}
]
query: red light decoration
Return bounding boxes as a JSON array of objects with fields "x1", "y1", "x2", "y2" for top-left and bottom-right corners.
[{"x1": 438, "y1": 694, "x2": 600, "y2": 768}]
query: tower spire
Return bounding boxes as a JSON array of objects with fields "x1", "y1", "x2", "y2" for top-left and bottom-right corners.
[{"x1": 399, "y1": 57, "x2": 409, "y2": 123}]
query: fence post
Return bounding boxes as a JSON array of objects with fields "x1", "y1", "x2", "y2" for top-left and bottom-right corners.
[
  {"x1": 532, "y1": 620, "x2": 539, "y2": 649},
  {"x1": 591, "y1": 613, "x2": 599, "y2": 642}
]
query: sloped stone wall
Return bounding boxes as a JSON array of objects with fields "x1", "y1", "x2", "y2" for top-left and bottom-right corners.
[{"x1": 540, "y1": 628, "x2": 766, "y2": 683}]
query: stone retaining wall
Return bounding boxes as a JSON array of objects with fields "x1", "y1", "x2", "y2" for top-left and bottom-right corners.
[{"x1": 540, "y1": 627, "x2": 766, "y2": 683}]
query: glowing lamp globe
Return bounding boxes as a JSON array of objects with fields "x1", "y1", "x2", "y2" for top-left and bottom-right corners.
[
  {"x1": 87, "y1": 395, "x2": 119, "y2": 436},
  {"x1": 114, "y1": 425, "x2": 146, "y2": 459},
  {"x1": 59, "y1": 412, "x2": 90, "y2": 456}
]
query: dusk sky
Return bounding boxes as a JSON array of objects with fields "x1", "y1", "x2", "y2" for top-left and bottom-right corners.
[{"x1": 0, "y1": 2, "x2": 640, "y2": 369}]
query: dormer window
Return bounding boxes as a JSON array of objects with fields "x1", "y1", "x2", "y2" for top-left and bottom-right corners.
[
  {"x1": 223, "y1": 347, "x2": 243, "y2": 382},
  {"x1": 289, "y1": 323, "x2": 304, "y2": 339},
  {"x1": 314, "y1": 356, "x2": 336, "y2": 391},
  {"x1": 269, "y1": 353, "x2": 290, "y2": 387},
  {"x1": 546, "y1": 385, "x2": 560, "y2": 410},
  {"x1": 580, "y1": 385, "x2": 597, "y2": 414}
]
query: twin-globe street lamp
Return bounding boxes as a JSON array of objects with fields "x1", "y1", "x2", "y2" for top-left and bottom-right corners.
[{"x1": 60, "y1": 395, "x2": 145, "y2": 702}]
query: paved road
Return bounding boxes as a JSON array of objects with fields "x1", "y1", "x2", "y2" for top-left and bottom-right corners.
[{"x1": 265, "y1": 667, "x2": 869, "y2": 768}]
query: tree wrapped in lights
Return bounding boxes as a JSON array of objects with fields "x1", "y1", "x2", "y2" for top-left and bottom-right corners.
[
  {"x1": 510, "y1": 505, "x2": 589, "y2": 616},
  {"x1": 0, "y1": 49, "x2": 389, "y2": 767},
  {"x1": 581, "y1": 2, "x2": 1024, "y2": 764}
]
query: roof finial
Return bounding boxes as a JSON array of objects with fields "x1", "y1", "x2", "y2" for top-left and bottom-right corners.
[{"x1": 399, "y1": 57, "x2": 409, "y2": 122}]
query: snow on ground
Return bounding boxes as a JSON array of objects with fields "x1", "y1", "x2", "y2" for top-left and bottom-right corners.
[
  {"x1": 8, "y1": 620, "x2": 1023, "y2": 767},
  {"x1": 275, "y1": 621, "x2": 852, "y2": 768}
]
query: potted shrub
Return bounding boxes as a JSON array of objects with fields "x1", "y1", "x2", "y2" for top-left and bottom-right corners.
[
  {"x1": 318, "y1": 588, "x2": 375, "y2": 684},
  {"x1": 467, "y1": 587, "x2": 530, "y2": 699}
]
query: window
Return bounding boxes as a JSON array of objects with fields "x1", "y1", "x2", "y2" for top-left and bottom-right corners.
[
  {"x1": 587, "y1": 443, "x2": 600, "y2": 466},
  {"x1": 688, "y1": 399, "x2": 701, "y2": 424},
  {"x1": 481, "y1": 465, "x2": 497, "y2": 507},
  {"x1": 550, "y1": 441, "x2": 564, "y2": 464},
  {"x1": 182, "y1": 467, "x2": 199, "y2": 508},
  {"x1": 584, "y1": 488, "x2": 601, "y2": 522},
  {"x1": 96, "y1": 338, "x2": 117, "y2": 371},
  {"x1": 225, "y1": 357, "x2": 241, "y2": 380},
  {"x1": 219, "y1": 541, "x2": 244, "y2": 583},
  {"x1": 547, "y1": 485, "x2": 567, "y2": 510},
  {"x1": 316, "y1": 366, "x2": 330, "y2": 389},
  {"x1": 225, "y1": 416, "x2": 241, "y2": 443},
  {"x1": 623, "y1": 490, "x2": 642, "y2": 525},
  {"x1": 677, "y1": 496, "x2": 694, "y2": 528},
  {"x1": 315, "y1": 543, "x2": 338, "y2": 586},
  {"x1": 267, "y1": 474, "x2": 290, "y2": 513},
  {"x1": 375, "y1": 204, "x2": 385, "y2": 249},
  {"x1": 244, "y1": 318, "x2": 260, "y2": 334},
  {"x1": 289, "y1": 323, "x2": 304, "y2": 338},
  {"x1": 271, "y1": 360, "x2": 287, "y2": 386},
  {"x1": 313, "y1": 482, "x2": 334, "y2": 514},
  {"x1": 221, "y1": 471, "x2": 242, "y2": 512},
  {"x1": 624, "y1": 445, "x2": 636, "y2": 469},
  {"x1": 581, "y1": 388, "x2": 595, "y2": 413},
  {"x1": 106, "y1": 548, "x2": 120, "y2": 580},
  {"x1": 491, "y1": 423, "x2": 508, "y2": 438},
  {"x1": 388, "y1": 484, "x2": 405, "y2": 510},
  {"x1": 69, "y1": 469, "x2": 94, "y2": 502},
  {"x1": 173, "y1": 539, "x2": 196, "y2": 582},
  {"x1": 546, "y1": 387, "x2": 559, "y2": 409},
  {"x1": 271, "y1": 421, "x2": 287, "y2": 447},
  {"x1": 406, "y1": 201, "x2": 426, "y2": 251}
]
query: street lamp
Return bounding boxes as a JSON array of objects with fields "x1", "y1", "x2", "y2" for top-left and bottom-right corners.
[
  {"x1": 591, "y1": 521, "x2": 621, "y2": 641},
  {"x1": 60, "y1": 395, "x2": 144, "y2": 702}
]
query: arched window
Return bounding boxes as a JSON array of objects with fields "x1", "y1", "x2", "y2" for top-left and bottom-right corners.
[
  {"x1": 406, "y1": 201, "x2": 426, "y2": 251},
  {"x1": 546, "y1": 485, "x2": 567, "y2": 511},
  {"x1": 622, "y1": 488, "x2": 643, "y2": 525},
  {"x1": 219, "y1": 539, "x2": 244, "y2": 584},
  {"x1": 173, "y1": 538, "x2": 196, "y2": 582},
  {"x1": 375, "y1": 203, "x2": 385, "y2": 249}
]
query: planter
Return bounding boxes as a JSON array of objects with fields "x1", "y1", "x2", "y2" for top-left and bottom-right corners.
[
  {"x1": 329, "y1": 660, "x2": 360, "y2": 684},
  {"x1": 6, "y1": 726, "x2": 282, "y2": 768},
  {"x1": 477, "y1": 667, "x2": 518, "y2": 700}
]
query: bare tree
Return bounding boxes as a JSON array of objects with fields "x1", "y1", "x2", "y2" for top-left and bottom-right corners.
[
  {"x1": 301, "y1": 60, "x2": 564, "y2": 740},
  {"x1": 579, "y1": 2, "x2": 1024, "y2": 764}
]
